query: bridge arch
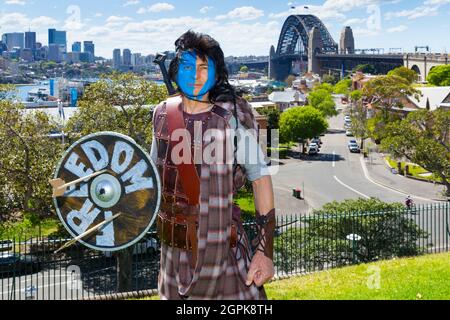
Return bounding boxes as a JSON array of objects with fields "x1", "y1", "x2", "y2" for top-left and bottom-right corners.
[
  {"x1": 275, "y1": 15, "x2": 337, "y2": 56},
  {"x1": 411, "y1": 64, "x2": 422, "y2": 82}
]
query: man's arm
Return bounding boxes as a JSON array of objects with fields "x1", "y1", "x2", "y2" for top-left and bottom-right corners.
[
  {"x1": 245, "y1": 175, "x2": 276, "y2": 287},
  {"x1": 252, "y1": 175, "x2": 274, "y2": 218}
]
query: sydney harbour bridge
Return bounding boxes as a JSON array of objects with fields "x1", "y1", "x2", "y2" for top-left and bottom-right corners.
[{"x1": 231, "y1": 14, "x2": 448, "y2": 82}]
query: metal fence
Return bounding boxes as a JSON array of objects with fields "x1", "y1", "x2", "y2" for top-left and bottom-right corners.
[{"x1": 1, "y1": 202, "x2": 449, "y2": 300}]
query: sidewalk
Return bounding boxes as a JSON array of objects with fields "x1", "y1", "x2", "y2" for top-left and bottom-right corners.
[{"x1": 364, "y1": 149, "x2": 447, "y2": 201}]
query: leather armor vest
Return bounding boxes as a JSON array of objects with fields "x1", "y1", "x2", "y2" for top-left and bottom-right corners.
[{"x1": 153, "y1": 102, "x2": 247, "y2": 216}]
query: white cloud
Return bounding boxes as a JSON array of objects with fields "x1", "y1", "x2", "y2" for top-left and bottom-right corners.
[
  {"x1": 216, "y1": 6, "x2": 264, "y2": 21},
  {"x1": 137, "y1": 2, "x2": 175, "y2": 14},
  {"x1": 343, "y1": 18, "x2": 366, "y2": 25},
  {"x1": 123, "y1": 0, "x2": 140, "y2": 7},
  {"x1": 106, "y1": 16, "x2": 133, "y2": 24},
  {"x1": 5, "y1": 0, "x2": 26, "y2": 5},
  {"x1": 199, "y1": 6, "x2": 213, "y2": 14},
  {"x1": 387, "y1": 25, "x2": 408, "y2": 33},
  {"x1": 385, "y1": 5, "x2": 439, "y2": 20},
  {"x1": 0, "y1": 12, "x2": 58, "y2": 30},
  {"x1": 269, "y1": 5, "x2": 346, "y2": 21},
  {"x1": 424, "y1": 0, "x2": 450, "y2": 4},
  {"x1": 68, "y1": 15, "x2": 281, "y2": 58},
  {"x1": 352, "y1": 27, "x2": 380, "y2": 37}
]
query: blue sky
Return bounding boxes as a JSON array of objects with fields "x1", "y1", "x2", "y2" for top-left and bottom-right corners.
[{"x1": 1, "y1": 0, "x2": 449, "y2": 58}]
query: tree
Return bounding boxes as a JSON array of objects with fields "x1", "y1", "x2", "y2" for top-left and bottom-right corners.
[
  {"x1": 258, "y1": 108, "x2": 280, "y2": 129},
  {"x1": 240, "y1": 65, "x2": 249, "y2": 73},
  {"x1": 362, "y1": 75, "x2": 420, "y2": 121},
  {"x1": 322, "y1": 73, "x2": 337, "y2": 85},
  {"x1": 381, "y1": 109, "x2": 450, "y2": 197},
  {"x1": 308, "y1": 89, "x2": 338, "y2": 118},
  {"x1": 274, "y1": 198, "x2": 428, "y2": 273},
  {"x1": 388, "y1": 66, "x2": 417, "y2": 84},
  {"x1": 354, "y1": 64, "x2": 376, "y2": 74},
  {"x1": 0, "y1": 93, "x2": 64, "y2": 220},
  {"x1": 313, "y1": 82, "x2": 334, "y2": 93},
  {"x1": 427, "y1": 65, "x2": 450, "y2": 86},
  {"x1": 279, "y1": 106, "x2": 328, "y2": 149},
  {"x1": 334, "y1": 78, "x2": 352, "y2": 97},
  {"x1": 349, "y1": 96, "x2": 369, "y2": 147},
  {"x1": 66, "y1": 72, "x2": 167, "y2": 150},
  {"x1": 350, "y1": 89, "x2": 362, "y2": 103}
]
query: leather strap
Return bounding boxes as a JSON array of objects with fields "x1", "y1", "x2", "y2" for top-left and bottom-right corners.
[{"x1": 166, "y1": 96, "x2": 201, "y2": 206}]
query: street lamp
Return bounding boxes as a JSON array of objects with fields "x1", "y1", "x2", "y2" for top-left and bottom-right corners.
[{"x1": 346, "y1": 233, "x2": 361, "y2": 264}]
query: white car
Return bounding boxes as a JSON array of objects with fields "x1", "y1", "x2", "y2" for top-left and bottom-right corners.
[
  {"x1": 348, "y1": 141, "x2": 360, "y2": 153},
  {"x1": 344, "y1": 115, "x2": 351, "y2": 122},
  {"x1": 308, "y1": 143, "x2": 319, "y2": 155},
  {"x1": 346, "y1": 130, "x2": 353, "y2": 136}
]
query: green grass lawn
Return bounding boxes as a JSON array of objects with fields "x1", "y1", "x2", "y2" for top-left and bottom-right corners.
[
  {"x1": 266, "y1": 252, "x2": 450, "y2": 300},
  {"x1": 0, "y1": 218, "x2": 61, "y2": 240},
  {"x1": 142, "y1": 252, "x2": 450, "y2": 300},
  {"x1": 385, "y1": 156, "x2": 444, "y2": 183}
]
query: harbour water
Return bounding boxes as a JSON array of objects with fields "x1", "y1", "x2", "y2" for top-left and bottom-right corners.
[{"x1": 15, "y1": 83, "x2": 49, "y2": 102}]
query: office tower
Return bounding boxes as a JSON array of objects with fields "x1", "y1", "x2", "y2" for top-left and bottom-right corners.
[
  {"x1": 72, "y1": 41, "x2": 81, "y2": 52},
  {"x1": 48, "y1": 29, "x2": 67, "y2": 52},
  {"x1": 48, "y1": 43, "x2": 61, "y2": 62},
  {"x1": 123, "y1": 49, "x2": 131, "y2": 66},
  {"x1": 83, "y1": 41, "x2": 95, "y2": 62},
  {"x1": 25, "y1": 31, "x2": 36, "y2": 51},
  {"x1": 113, "y1": 48, "x2": 121, "y2": 69},
  {"x1": 2, "y1": 33, "x2": 25, "y2": 50},
  {"x1": 0, "y1": 41, "x2": 7, "y2": 54}
]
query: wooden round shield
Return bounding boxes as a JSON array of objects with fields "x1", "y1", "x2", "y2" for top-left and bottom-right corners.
[{"x1": 53, "y1": 132, "x2": 161, "y2": 252}]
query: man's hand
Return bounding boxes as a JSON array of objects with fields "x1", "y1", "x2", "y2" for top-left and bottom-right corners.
[{"x1": 245, "y1": 251, "x2": 274, "y2": 287}]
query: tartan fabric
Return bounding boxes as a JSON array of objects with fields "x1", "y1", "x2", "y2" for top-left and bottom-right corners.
[{"x1": 154, "y1": 97, "x2": 267, "y2": 300}]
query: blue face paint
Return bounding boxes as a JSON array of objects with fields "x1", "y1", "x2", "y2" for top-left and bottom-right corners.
[{"x1": 176, "y1": 51, "x2": 216, "y2": 101}]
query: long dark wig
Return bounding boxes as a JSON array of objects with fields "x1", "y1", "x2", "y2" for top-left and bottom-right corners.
[{"x1": 168, "y1": 30, "x2": 238, "y2": 103}]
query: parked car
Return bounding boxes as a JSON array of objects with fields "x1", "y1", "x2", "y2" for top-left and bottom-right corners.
[
  {"x1": 102, "y1": 236, "x2": 159, "y2": 258},
  {"x1": 0, "y1": 252, "x2": 41, "y2": 277},
  {"x1": 348, "y1": 141, "x2": 360, "y2": 153},
  {"x1": 344, "y1": 115, "x2": 351, "y2": 122},
  {"x1": 346, "y1": 130, "x2": 353, "y2": 136},
  {"x1": 312, "y1": 137, "x2": 322, "y2": 145},
  {"x1": 0, "y1": 240, "x2": 13, "y2": 252},
  {"x1": 308, "y1": 143, "x2": 319, "y2": 155}
]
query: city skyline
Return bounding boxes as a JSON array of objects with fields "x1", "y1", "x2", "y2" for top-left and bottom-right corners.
[{"x1": 0, "y1": 0, "x2": 450, "y2": 58}]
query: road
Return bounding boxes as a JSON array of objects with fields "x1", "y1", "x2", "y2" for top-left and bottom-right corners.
[{"x1": 271, "y1": 104, "x2": 442, "y2": 214}]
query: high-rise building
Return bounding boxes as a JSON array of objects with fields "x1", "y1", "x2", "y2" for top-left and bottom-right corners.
[
  {"x1": 123, "y1": 49, "x2": 131, "y2": 66},
  {"x1": 48, "y1": 43, "x2": 61, "y2": 62},
  {"x1": 83, "y1": 41, "x2": 95, "y2": 62},
  {"x1": 2, "y1": 33, "x2": 25, "y2": 50},
  {"x1": 0, "y1": 42, "x2": 7, "y2": 54},
  {"x1": 131, "y1": 53, "x2": 142, "y2": 66},
  {"x1": 48, "y1": 29, "x2": 67, "y2": 52},
  {"x1": 25, "y1": 31, "x2": 36, "y2": 51},
  {"x1": 72, "y1": 41, "x2": 81, "y2": 52},
  {"x1": 113, "y1": 48, "x2": 121, "y2": 69}
]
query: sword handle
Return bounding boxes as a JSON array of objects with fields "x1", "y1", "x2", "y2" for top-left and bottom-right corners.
[{"x1": 153, "y1": 53, "x2": 177, "y2": 96}]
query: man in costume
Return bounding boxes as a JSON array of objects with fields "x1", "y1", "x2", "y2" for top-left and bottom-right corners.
[{"x1": 151, "y1": 31, "x2": 275, "y2": 300}]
